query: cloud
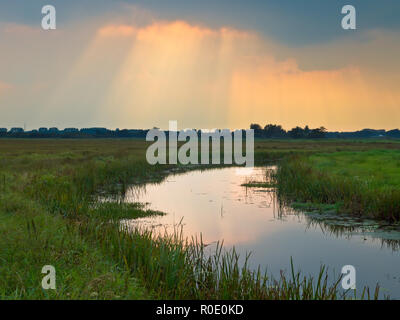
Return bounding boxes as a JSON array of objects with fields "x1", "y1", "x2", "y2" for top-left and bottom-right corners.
[
  {"x1": 2, "y1": 23, "x2": 41, "y2": 35},
  {"x1": 97, "y1": 20, "x2": 252, "y2": 40},
  {"x1": 98, "y1": 21, "x2": 400, "y2": 130},
  {"x1": 0, "y1": 81, "x2": 13, "y2": 93},
  {"x1": 98, "y1": 25, "x2": 137, "y2": 37},
  {"x1": 0, "y1": 17, "x2": 399, "y2": 131}
]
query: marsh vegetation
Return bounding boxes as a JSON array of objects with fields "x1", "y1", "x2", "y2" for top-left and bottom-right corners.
[
  {"x1": 1, "y1": 139, "x2": 399, "y2": 299},
  {"x1": 276, "y1": 150, "x2": 400, "y2": 221}
]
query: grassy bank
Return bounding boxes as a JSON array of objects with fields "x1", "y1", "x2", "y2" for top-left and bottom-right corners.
[
  {"x1": 276, "y1": 150, "x2": 400, "y2": 221},
  {"x1": 1, "y1": 139, "x2": 397, "y2": 299}
]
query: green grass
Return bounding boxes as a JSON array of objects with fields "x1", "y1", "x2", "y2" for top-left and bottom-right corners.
[
  {"x1": 309, "y1": 150, "x2": 400, "y2": 190},
  {"x1": 276, "y1": 150, "x2": 400, "y2": 221},
  {"x1": 89, "y1": 202, "x2": 165, "y2": 220},
  {"x1": 1, "y1": 139, "x2": 398, "y2": 299},
  {"x1": 241, "y1": 182, "x2": 276, "y2": 188},
  {"x1": 0, "y1": 194, "x2": 146, "y2": 299}
]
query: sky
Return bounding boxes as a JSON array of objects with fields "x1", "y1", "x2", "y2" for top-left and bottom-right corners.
[{"x1": 0, "y1": 0, "x2": 399, "y2": 131}]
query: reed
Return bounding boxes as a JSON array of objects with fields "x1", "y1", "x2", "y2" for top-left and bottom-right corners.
[
  {"x1": 275, "y1": 150, "x2": 400, "y2": 221},
  {"x1": 1, "y1": 139, "x2": 394, "y2": 299},
  {"x1": 80, "y1": 219, "x2": 377, "y2": 300}
]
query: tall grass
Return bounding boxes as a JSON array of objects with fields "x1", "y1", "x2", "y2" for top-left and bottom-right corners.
[
  {"x1": 275, "y1": 151, "x2": 400, "y2": 221},
  {"x1": 80, "y1": 219, "x2": 375, "y2": 300},
  {"x1": 21, "y1": 152, "x2": 378, "y2": 299},
  {"x1": 1, "y1": 139, "x2": 392, "y2": 299}
]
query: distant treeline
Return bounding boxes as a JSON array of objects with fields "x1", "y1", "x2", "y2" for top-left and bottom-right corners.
[
  {"x1": 1, "y1": 125, "x2": 400, "y2": 139},
  {"x1": 250, "y1": 123, "x2": 400, "y2": 139},
  {"x1": 250, "y1": 124, "x2": 326, "y2": 139},
  {"x1": 0, "y1": 127, "x2": 148, "y2": 139}
]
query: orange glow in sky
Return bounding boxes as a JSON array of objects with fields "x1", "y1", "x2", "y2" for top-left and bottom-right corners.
[{"x1": 1, "y1": 17, "x2": 399, "y2": 131}]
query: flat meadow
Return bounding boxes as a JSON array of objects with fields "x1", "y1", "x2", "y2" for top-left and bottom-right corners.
[
  {"x1": 1, "y1": 138, "x2": 399, "y2": 299},
  {"x1": 276, "y1": 149, "x2": 400, "y2": 221}
]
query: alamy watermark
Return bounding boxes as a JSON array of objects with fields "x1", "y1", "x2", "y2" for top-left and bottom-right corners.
[
  {"x1": 39, "y1": 4, "x2": 356, "y2": 31},
  {"x1": 41, "y1": 265, "x2": 56, "y2": 290},
  {"x1": 146, "y1": 121, "x2": 254, "y2": 167},
  {"x1": 341, "y1": 5, "x2": 356, "y2": 30},
  {"x1": 341, "y1": 265, "x2": 356, "y2": 290},
  {"x1": 41, "y1": 5, "x2": 56, "y2": 30}
]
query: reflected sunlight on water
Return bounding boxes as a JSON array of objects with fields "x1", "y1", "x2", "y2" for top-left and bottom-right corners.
[{"x1": 122, "y1": 167, "x2": 400, "y2": 298}]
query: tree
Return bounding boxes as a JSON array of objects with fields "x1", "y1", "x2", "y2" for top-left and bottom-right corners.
[
  {"x1": 304, "y1": 125, "x2": 310, "y2": 136},
  {"x1": 250, "y1": 123, "x2": 262, "y2": 130},
  {"x1": 250, "y1": 123, "x2": 263, "y2": 137},
  {"x1": 309, "y1": 126, "x2": 327, "y2": 139},
  {"x1": 263, "y1": 124, "x2": 287, "y2": 138},
  {"x1": 288, "y1": 126, "x2": 306, "y2": 139}
]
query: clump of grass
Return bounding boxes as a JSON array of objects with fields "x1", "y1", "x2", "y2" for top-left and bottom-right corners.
[
  {"x1": 241, "y1": 181, "x2": 276, "y2": 188},
  {"x1": 275, "y1": 151, "x2": 400, "y2": 221},
  {"x1": 82, "y1": 220, "x2": 378, "y2": 300},
  {"x1": 241, "y1": 167, "x2": 277, "y2": 188},
  {"x1": 291, "y1": 202, "x2": 339, "y2": 213},
  {"x1": 89, "y1": 201, "x2": 164, "y2": 220}
]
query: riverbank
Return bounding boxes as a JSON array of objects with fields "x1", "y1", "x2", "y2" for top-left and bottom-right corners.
[
  {"x1": 275, "y1": 150, "x2": 400, "y2": 221},
  {"x1": 1, "y1": 139, "x2": 398, "y2": 299}
]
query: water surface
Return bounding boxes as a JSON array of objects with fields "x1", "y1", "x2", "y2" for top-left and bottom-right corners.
[{"x1": 124, "y1": 166, "x2": 400, "y2": 298}]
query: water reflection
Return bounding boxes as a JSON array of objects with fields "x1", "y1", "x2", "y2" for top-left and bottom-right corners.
[{"x1": 122, "y1": 166, "x2": 400, "y2": 298}]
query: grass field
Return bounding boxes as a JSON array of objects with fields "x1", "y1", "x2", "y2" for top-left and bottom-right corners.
[
  {"x1": 276, "y1": 149, "x2": 400, "y2": 221},
  {"x1": 1, "y1": 138, "x2": 398, "y2": 299}
]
